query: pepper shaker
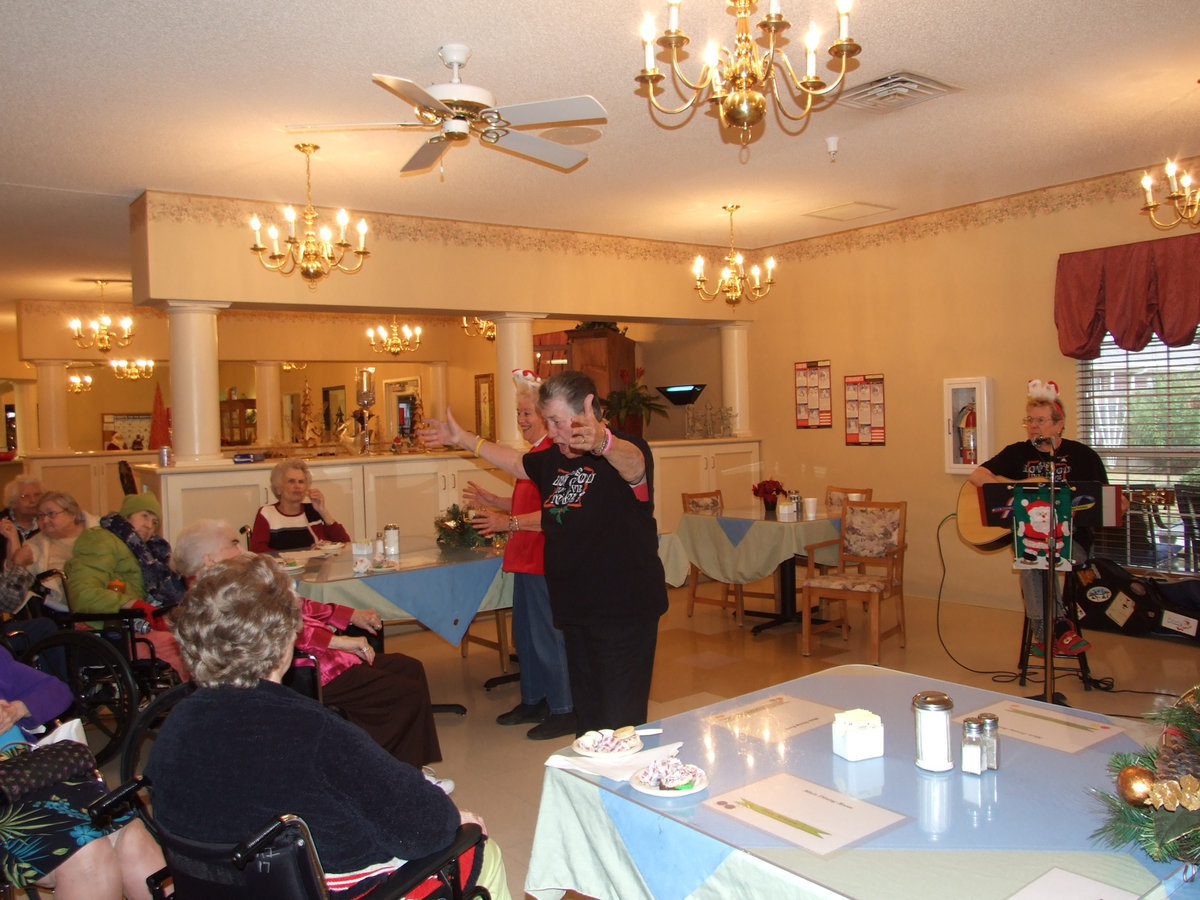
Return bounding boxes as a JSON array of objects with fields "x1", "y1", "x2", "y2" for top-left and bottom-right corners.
[{"x1": 978, "y1": 712, "x2": 999, "y2": 770}]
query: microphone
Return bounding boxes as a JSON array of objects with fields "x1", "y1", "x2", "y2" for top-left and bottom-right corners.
[{"x1": 1032, "y1": 436, "x2": 1053, "y2": 448}]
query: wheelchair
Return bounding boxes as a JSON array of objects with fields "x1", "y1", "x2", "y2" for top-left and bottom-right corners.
[
  {"x1": 9, "y1": 571, "x2": 180, "y2": 767},
  {"x1": 91, "y1": 776, "x2": 491, "y2": 900}
]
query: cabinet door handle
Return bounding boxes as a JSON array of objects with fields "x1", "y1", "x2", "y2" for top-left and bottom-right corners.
[
  {"x1": 441, "y1": 474, "x2": 447, "y2": 491},
  {"x1": 450, "y1": 473, "x2": 457, "y2": 490}
]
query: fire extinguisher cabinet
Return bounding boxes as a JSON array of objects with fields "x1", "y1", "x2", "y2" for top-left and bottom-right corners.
[{"x1": 944, "y1": 377, "x2": 993, "y2": 475}]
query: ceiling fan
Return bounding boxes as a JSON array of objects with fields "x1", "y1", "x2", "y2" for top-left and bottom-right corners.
[{"x1": 286, "y1": 44, "x2": 607, "y2": 173}]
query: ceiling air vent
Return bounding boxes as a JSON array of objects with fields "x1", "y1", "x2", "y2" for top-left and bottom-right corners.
[{"x1": 838, "y1": 71, "x2": 959, "y2": 113}]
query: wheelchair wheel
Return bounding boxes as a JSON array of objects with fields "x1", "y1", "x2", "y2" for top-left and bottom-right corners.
[
  {"x1": 24, "y1": 630, "x2": 139, "y2": 766},
  {"x1": 120, "y1": 681, "x2": 195, "y2": 782}
]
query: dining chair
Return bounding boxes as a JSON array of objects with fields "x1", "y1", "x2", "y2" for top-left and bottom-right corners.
[
  {"x1": 1174, "y1": 484, "x2": 1199, "y2": 573},
  {"x1": 681, "y1": 491, "x2": 741, "y2": 625},
  {"x1": 799, "y1": 500, "x2": 907, "y2": 665},
  {"x1": 824, "y1": 486, "x2": 873, "y2": 517}
]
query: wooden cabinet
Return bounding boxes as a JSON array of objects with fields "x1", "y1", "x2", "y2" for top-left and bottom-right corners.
[
  {"x1": 535, "y1": 329, "x2": 637, "y2": 396},
  {"x1": 568, "y1": 329, "x2": 636, "y2": 397},
  {"x1": 220, "y1": 399, "x2": 257, "y2": 446},
  {"x1": 651, "y1": 439, "x2": 762, "y2": 533}
]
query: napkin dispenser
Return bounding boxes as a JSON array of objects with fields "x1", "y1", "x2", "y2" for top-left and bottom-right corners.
[{"x1": 832, "y1": 708, "x2": 884, "y2": 761}]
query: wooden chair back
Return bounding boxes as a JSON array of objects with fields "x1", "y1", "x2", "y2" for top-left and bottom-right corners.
[
  {"x1": 826, "y1": 486, "x2": 873, "y2": 516},
  {"x1": 681, "y1": 491, "x2": 724, "y2": 515}
]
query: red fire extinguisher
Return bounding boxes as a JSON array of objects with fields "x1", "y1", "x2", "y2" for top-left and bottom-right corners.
[{"x1": 957, "y1": 403, "x2": 977, "y2": 464}]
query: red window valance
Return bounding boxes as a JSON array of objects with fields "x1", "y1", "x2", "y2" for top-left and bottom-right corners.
[{"x1": 1053, "y1": 231, "x2": 1200, "y2": 360}]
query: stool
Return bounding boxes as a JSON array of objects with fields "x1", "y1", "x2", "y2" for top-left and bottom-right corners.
[{"x1": 1016, "y1": 614, "x2": 1092, "y2": 691}]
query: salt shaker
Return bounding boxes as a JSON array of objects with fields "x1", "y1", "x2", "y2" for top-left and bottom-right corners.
[
  {"x1": 373, "y1": 531, "x2": 384, "y2": 561},
  {"x1": 978, "y1": 712, "x2": 999, "y2": 770},
  {"x1": 961, "y1": 717, "x2": 985, "y2": 775},
  {"x1": 912, "y1": 691, "x2": 954, "y2": 771}
]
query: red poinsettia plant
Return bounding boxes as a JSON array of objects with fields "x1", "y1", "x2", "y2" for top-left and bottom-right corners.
[{"x1": 752, "y1": 479, "x2": 786, "y2": 501}]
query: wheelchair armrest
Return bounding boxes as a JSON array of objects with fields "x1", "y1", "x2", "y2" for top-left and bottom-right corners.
[
  {"x1": 379, "y1": 823, "x2": 485, "y2": 897},
  {"x1": 232, "y1": 814, "x2": 305, "y2": 869},
  {"x1": 86, "y1": 775, "x2": 148, "y2": 827}
]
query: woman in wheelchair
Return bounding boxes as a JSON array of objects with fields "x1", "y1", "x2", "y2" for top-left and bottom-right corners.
[
  {"x1": 6, "y1": 491, "x2": 99, "y2": 612},
  {"x1": 0, "y1": 644, "x2": 163, "y2": 899},
  {"x1": 173, "y1": 519, "x2": 444, "y2": 772},
  {"x1": 146, "y1": 554, "x2": 510, "y2": 899},
  {"x1": 64, "y1": 492, "x2": 190, "y2": 681}
]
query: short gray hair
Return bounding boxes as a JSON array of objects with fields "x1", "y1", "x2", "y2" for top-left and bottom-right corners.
[
  {"x1": 269, "y1": 458, "x2": 310, "y2": 499},
  {"x1": 171, "y1": 554, "x2": 300, "y2": 688},
  {"x1": 539, "y1": 370, "x2": 602, "y2": 419},
  {"x1": 171, "y1": 519, "x2": 237, "y2": 578},
  {"x1": 37, "y1": 491, "x2": 85, "y2": 524}
]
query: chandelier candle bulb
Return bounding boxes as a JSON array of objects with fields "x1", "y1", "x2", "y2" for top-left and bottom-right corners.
[
  {"x1": 1167, "y1": 160, "x2": 1180, "y2": 193},
  {"x1": 668, "y1": 0, "x2": 680, "y2": 32},
  {"x1": 805, "y1": 23, "x2": 820, "y2": 78},
  {"x1": 641, "y1": 15, "x2": 657, "y2": 70},
  {"x1": 832, "y1": 709, "x2": 883, "y2": 761},
  {"x1": 838, "y1": 0, "x2": 851, "y2": 39},
  {"x1": 769, "y1": 0, "x2": 781, "y2": 16}
]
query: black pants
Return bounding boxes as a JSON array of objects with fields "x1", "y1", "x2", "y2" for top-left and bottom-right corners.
[{"x1": 561, "y1": 617, "x2": 659, "y2": 734}]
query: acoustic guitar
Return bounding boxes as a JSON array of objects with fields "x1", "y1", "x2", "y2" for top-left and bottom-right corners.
[{"x1": 956, "y1": 477, "x2": 1036, "y2": 549}]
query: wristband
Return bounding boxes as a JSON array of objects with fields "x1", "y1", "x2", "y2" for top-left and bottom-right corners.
[
  {"x1": 590, "y1": 427, "x2": 613, "y2": 457},
  {"x1": 473, "y1": 436, "x2": 485, "y2": 457},
  {"x1": 509, "y1": 515, "x2": 519, "y2": 533}
]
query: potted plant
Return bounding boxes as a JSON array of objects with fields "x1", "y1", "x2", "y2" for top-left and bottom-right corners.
[
  {"x1": 752, "y1": 479, "x2": 786, "y2": 514},
  {"x1": 600, "y1": 368, "x2": 669, "y2": 437}
]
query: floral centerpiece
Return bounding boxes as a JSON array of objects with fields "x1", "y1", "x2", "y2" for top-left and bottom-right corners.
[
  {"x1": 600, "y1": 367, "x2": 669, "y2": 436},
  {"x1": 434, "y1": 504, "x2": 491, "y2": 550},
  {"x1": 1091, "y1": 685, "x2": 1200, "y2": 864},
  {"x1": 752, "y1": 479, "x2": 786, "y2": 502}
]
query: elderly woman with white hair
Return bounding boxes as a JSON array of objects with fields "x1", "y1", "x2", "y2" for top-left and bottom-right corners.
[
  {"x1": 146, "y1": 553, "x2": 509, "y2": 900},
  {"x1": 248, "y1": 458, "x2": 350, "y2": 553},
  {"x1": 173, "y1": 519, "x2": 445, "y2": 776}
]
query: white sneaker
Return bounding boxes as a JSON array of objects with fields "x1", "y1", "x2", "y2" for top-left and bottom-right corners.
[{"x1": 422, "y1": 766, "x2": 455, "y2": 795}]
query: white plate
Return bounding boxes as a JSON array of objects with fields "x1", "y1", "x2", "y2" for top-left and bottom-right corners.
[
  {"x1": 630, "y1": 765, "x2": 708, "y2": 797},
  {"x1": 278, "y1": 559, "x2": 305, "y2": 570},
  {"x1": 572, "y1": 735, "x2": 643, "y2": 758}
]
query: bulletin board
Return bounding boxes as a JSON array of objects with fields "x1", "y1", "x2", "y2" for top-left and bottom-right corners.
[
  {"x1": 794, "y1": 360, "x2": 832, "y2": 429},
  {"x1": 101, "y1": 413, "x2": 152, "y2": 451},
  {"x1": 845, "y1": 374, "x2": 886, "y2": 446}
]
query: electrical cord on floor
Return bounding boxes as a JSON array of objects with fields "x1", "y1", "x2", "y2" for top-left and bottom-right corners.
[{"x1": 929, "y1": 510, "x2": 1179, "y2": 708}]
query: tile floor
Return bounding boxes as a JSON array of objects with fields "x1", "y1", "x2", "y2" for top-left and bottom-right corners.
[{"x1": 396, "y1": 579, "x2": 1199, "y2": 899}]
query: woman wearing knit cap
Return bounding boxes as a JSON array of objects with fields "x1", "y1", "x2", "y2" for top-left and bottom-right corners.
[{"x1": 65, "y1": 491, "x2": 189, "y2": 680}]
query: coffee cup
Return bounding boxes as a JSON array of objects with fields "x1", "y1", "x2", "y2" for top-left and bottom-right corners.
[{"x1": 804, "y1": 497, "x2": 820, "y2": 519}]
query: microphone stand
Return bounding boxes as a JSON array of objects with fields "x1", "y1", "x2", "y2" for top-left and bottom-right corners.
[{"x1": 1035, "y1": 436, "x2": 1068, "y2": 706}]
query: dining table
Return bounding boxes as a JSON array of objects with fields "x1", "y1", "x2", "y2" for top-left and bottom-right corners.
[
  {"x1": 525, "y1": 664, "x2": 1197, "y2": 900},
  {"x1": 290, "y1": 540, "x2": 513, "y2": 647},
  {"x1": 674, "y1": 507, "x2": 842, "y2": 634}
]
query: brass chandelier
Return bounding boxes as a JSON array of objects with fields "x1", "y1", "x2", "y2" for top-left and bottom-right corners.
[
  {"x1": 67, "y1": 373, "x2": 93, "y2": 393},
  {"x1": 693, "y1": 204, "x2": 776, "y2": 305},
  {"x1": 110, "y1": 359, "x2": 155, "y2": 380},
  {"x1": 637, "y1": 0, "x2": 861, "y2": 146},
  {"x1": 250, "y1": 144, "x2": 369, "y2": 289},
  {"x1": 462, "y1": 317, "x2": 497, "y2": 341},
  {"x1": 68, "y1": 281, "x2": 134, "y2": 353},
  {"x1": 367, "y1": 318, "x2": 422, "y2": 355},
  {"x1": 1139, "y1": 159, "x2": 1199, "y2": 230}
]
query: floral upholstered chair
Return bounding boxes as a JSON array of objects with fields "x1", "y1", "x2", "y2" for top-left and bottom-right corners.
[
  {"x1": 799, "y1": 500, "x2": 907, "y2": 665},
  {"x1": 681, "y1": 491, "x2": 742, "y2": 625},
  {"x1": 825, "y1": 486, "x2": 873, "y2": 517}
]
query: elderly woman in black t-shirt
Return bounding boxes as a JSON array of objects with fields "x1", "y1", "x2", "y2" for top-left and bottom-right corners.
[{"x1": 419, "y1": 370, "x2": 667, "y2": 734}]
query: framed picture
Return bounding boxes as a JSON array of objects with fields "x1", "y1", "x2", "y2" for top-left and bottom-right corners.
[
  {"x1": 475, "y1": 374, "x2": 496, "y2": 441},
  {"x1": 322, "y1": 386, "x2": 346, "y2": 435}
]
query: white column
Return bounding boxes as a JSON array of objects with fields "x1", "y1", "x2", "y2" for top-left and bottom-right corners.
[
  {"x1": 426, "y1": 362, "x2": 448, "y2": 421},
  {"x1": 719, "y1": 322, "x2": 752, "y2": 437},
  {"x1": 494, "y1": 314, "x2": 537, "y2": 447},
  {"x1": 167, "y1": 300, "x2": 230, "y2": 466},
  {"x1": 32, "y1": 361, "x2": 71, "y2": 452},
  {"x1": 253, "y1": 362, "x2": 284, "y2": 446},
  {"x1": 12, "y1": 380, "x2": 38, "y2": 456}
]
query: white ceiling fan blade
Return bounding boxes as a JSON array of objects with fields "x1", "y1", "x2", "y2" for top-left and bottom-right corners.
[
  {"x1": 285, "y1": 121, "x2": 429, "y2": 134},
  {"x1": 372, "y1": 74, "x2": 454, "y2": 117},
  {"x1": 487, "y1": 130, "x2": 588, "y2": 170},
  {"x1": 401, "y1": 138, "x2": 452, "y2": 174},
  {"x1": 487, "y1": 95, "x2": 607, "y2": 128}
]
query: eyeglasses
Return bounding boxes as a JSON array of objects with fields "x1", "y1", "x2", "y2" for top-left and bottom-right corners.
[
  {"x1": 1022, "y1": 416, "x2": 1055, "y2": 426},
  {"x1": 35, "y1": 509, "x2": 65, "y2": 521},
  {"x1": 17, "y1": 493, "x2": 42, "y2": 501}
]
